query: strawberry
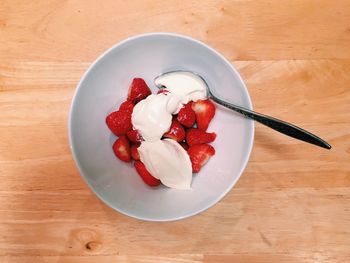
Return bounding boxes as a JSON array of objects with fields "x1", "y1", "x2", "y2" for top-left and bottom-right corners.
[
  {"x1": 106, "y1": 110, "x2": 132, "y2": 136},
  {"x1": 186, "y1": 128, "x2": 216, "y2": 146},
  {"x1": 134, "y1": 161, "x2": 161, "y2": 187},
  {"x1": 157, "y1": 89, "x2": 169, "y2": 95},
  {"x1": 119, "y1": 100, "x2": 134, "y2": 113},
  {"x1": 126, "y1": 129, "x2": 143, "y2": 143},
  {"x1": 112, "y1": 136, "x2": 131, "y2": 163},
  {"x1": 191, "y1": 99, "x2": 216, "y2": 130},
  {"x1": 187, "y1": 144, "x2": 215, "y2": 173},
  {"x1": 127, "y1": 78, "x2": 152, "y2": 104},
  {"x1": 180, "y1": 142, "x2": 189, "y2": 151},
  {"x1": 131, "y1": 143, "x2": 140, "y2": 161},
  {"x1": 163, "y1": 119, "x2": 186, "y2": 142},
  {"x1": 177, "y1": 102, "x2": 196, "y2": 128}
]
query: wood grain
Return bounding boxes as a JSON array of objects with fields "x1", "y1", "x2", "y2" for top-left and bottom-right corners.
[{"x1": 1, "y1": 0, "x2": 350, "y2": 262}]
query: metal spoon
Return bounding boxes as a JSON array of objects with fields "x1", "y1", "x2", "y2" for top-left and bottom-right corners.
[{"x1": 155, "y1": 70, "x2": 331, "y2": 150}]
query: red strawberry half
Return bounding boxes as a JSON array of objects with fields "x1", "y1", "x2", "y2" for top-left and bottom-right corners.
[
  {"x1": 163, "y1": 119, "x2": 186, "y2": 142},
  {"x1": 131, "y1": 143, "x2": 140, "y2": 161},
  {"x1": 106, "y1": 110, "x2": 132, "y2": 136},
  {"x1": 177, "y1": 102, "x2": 196, "y2": 128},
  {"x1": 127, "y1": 78, "x2": 152, "y2": 104},
  {"x1": 126, "y1": 129, "x2": 143, "y2": 143},
  {"x1": 187, "y1": 144, "x2": 215, "y2": 173},
  {"x1": 119, "y1": 100, "x2": 134, "y2": 113},
  {"x1": 134, "y1": 161, "x2": 161, "y2": 187},
  {"x1": 186, "y1": 128, "x2": 216, "y2": 146},
  {"x1": 112, "y1": 136, "x2": 131, "y2": 163},
  {"x1": 191, "y1": 99, "x2": 216, "y2": 131}
]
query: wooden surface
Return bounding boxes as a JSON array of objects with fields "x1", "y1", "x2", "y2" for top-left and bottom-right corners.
[{"x1": 1, "y1": 1, "x2": 350, "y2": 262}]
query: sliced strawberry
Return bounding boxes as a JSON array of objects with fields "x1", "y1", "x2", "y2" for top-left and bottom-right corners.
[
  {"x1": 112, "y1": 136, "x2": 131, "y2": 163},
  {"x1": 186, "y1": 128, "x2": 216, "y2": 146},
  {"x1": 126, "y1": 129, "x2": 143, "y2": 143},
  {"x1": 163, "y1": 119, "x2": 186, "y2": 142},
  {"x1": 157, "y1": 89, "x2": 169, "y2": 95},
  {"x1": 131, "y1": 143, "x2": 140, "y2": 161},
  {"x1": 119, "y1": 100, "x2": 134, "y2": 113},
  {"x1": 180, "y1": 142, "x2": 189, "y2": 151},
  {"x1": 106, "y1": 110, "x2": 132, "y2": 136},
  {"x1": 134, "y1": 161, "x2": 161, "y2": 187},
  {"x1": 177, "y1": 102, "x2": 196, "y2": 128},
  {"x1": 187, "y1": 144, "x2": 215, "y2": 173},
  {"x1": 127, "y1": 78, "x2": 152, "y2": 104},
  {"x1": 191, "y1": 99, "x2": 216, "y2": 130}
]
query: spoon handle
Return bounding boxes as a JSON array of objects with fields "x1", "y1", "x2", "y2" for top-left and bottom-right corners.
[{"x1": 210, "y1": 95, "x2": 331, "y2": 150}]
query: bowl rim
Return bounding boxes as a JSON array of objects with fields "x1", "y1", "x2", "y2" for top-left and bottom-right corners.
[{"x1": 68, "y1": 32, "x2": 255, "y2": 222}]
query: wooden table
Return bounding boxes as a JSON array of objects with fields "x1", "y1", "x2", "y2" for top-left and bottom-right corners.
[{"x1": 1, "y1": 1, "x2": 349, "y2": 262}]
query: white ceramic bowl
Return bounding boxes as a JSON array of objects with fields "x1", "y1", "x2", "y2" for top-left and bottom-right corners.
[{"x1": 69, "y1": 33, "x2": 254, "y2": 221}]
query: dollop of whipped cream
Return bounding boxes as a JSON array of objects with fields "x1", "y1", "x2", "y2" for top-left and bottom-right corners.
[
  {"x1": 131, "y1": 94, "x2": 172, "y2": 142},
  {"x1": 131, "y1": 71, "x2": 207, "y2": 189},
  {"x1": 138, "y1": 139, "x2": 192, "y2": 189},
  {"x1": 155, "y1": 71, "x2": 208, "y2": 113}
]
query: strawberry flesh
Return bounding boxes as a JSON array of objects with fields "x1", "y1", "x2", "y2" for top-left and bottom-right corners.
[
  {"x1": 177, "y1": 102, "x2": 196, "y2": 128},
  {"x1": 191, "y1": 99, "x2": 216, "y2": 131},
  {"x1": 131, "y1": 143, "x2": 140, "y2": 161},
  {"x1": 186, "y1": 128, "x2": 216, "y2": 146},
  {"x1": 163, "y1": 119, "x2": 186, "y2": 142},
  {"x1": 187, "y1": 144, "x2": 215, "y2": 173},
  {"x1": 112, "y1": 136, "x2": 131, "y2": 163},
  {"x1": 127, "y1": 78, "x2": 152, "y2": 104}
]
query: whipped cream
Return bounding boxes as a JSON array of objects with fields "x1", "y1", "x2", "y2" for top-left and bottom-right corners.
[
  {"x1": 138, "y1": 139, "x2": 192, "y2": 189},
  {"x1": 132, "y1": 94, "x2": 172, "y2": 142},
  {"x1": 155, "y1": 71, "x2": 207, "y2": 113},
  {"x1": 131, "y1": 71, "x2": 208, "y2": 189}
]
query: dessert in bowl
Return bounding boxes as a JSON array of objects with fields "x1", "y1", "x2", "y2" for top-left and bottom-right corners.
[
  {"x1": 69, "y1": 33, "x2": 254, "y2": 221},
  {"x1": 107, "y1": 72, "x2": 217, "y2": 190}
]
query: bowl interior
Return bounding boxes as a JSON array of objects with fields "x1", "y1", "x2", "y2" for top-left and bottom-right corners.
[{"x1": 69, "y1": 33, "x2": 254, "y2": 221}]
